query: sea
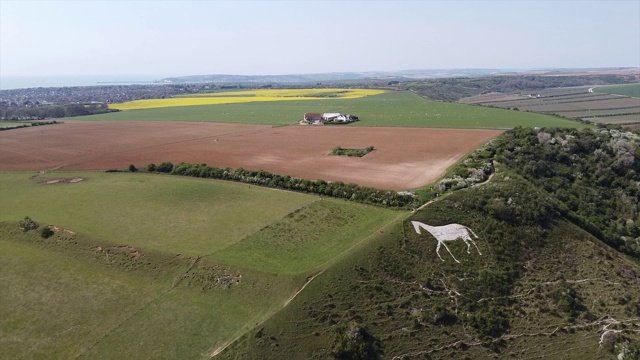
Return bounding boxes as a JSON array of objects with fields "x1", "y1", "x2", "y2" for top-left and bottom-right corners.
[{"x1": 0, "y1": 75, "x2": 166, "y2": 90}]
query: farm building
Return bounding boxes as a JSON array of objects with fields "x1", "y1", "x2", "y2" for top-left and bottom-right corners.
[
  {"x1": 303, "y1": 113, "x2": 323, "y2": 124},
  {"x1": 301, "y1": 112, "x2": 358, "y2": 125}
]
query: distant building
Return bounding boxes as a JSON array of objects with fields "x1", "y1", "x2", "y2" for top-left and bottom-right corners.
[
  {"x1": 322, "y1": 113, "x2": 358, "y2": 123},
  {"x1": 304, "y1": 112, "x2": 323, "y2": 124},
  {"x1": 301, "y1": 112, "x2": 359, "y2": 125}
]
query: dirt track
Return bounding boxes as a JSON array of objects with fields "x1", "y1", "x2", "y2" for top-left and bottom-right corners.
[{"x1": 0, "y1": 122, "x2": 501, "y2": 189}]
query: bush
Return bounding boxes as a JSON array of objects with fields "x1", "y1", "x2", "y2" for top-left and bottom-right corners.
[
  {"x1": 157, "y1": 161, "x2": 174, "y2": 173},
  {"x1": 128, "y1": 164, "x2": 138, "y2": 172},
  {"x1": 555, "y1": 280, "x2": 586, "y2": 319},
  {"x1": 39, "y1": 226, "x2": 54, "y2": 239},
  {"x1": 146, "y1": 163, "x2": 157, "y2": 172},
  {"x1": 19, "y1": 216, "x2": 38, "y2": 232},
  {"x1": 332, "y1": 321, "x2": 380, "y2": 360},
  {"x1": 469, "y1": 306, "x2": 510, "y2": 338}
]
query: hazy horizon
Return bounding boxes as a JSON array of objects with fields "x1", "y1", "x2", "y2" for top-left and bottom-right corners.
[
  {"x1": 1, "y1": 0, "x2": 639, "y2": 82},
  {"x1": 2, "y1": 66, "x2": 638, "y2": 91}
]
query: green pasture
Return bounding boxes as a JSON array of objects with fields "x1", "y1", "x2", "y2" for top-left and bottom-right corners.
[
  {"x1": 0, "y1": 170, "x2": 405, "y2": 359},
  {"x1": 0, "y1": 121, "x2": 30, "y2": 128},
  {"x1": 83, "y1": 91, "x2": 585, "y2": 129},
  {"x1": 595, "y1": 83, "x2": 640, "y2": 98},
  {"x1": 208, "y1": 199, "x2": 402, "y2": 274},
  {"x1": 0, "y1": 223, "x2": 303, "y2": 360},
  {"x1": 0, "y1": 227, "x2": 175, "y2": 359},
  {"x1": 0, "y1": 171, "x2": 316, "y2": 255},
  {"x1": 76, "y1": 265, "x2": 301, "y2": 360}
]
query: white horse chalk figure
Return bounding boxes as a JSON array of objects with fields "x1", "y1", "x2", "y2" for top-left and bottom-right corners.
[{"x1": 411, "y1": 221, "x2": 482, "y2": 263}]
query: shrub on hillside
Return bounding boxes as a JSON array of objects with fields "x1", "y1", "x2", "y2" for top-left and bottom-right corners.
[
  {"x1": 39, "y1": 226, "x2": 54, "y2": 239},
  {"x1": 469, "y1": 306, "x2": 510, "y2": 338},
  {"x1": 332, "y1": 321, "x2": 380, "y2": 360},
  {"x1": 157, "y1": 162, "x2": 174, "y2": 173},
  {"x1": 19, "y1": 216, "x2": 38, "y2": 232}
]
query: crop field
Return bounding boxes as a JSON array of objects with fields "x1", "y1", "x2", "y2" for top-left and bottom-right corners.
[
  {"x1": 594, "y1": 83, "x2": 640, "y2": 97},
  {"x1": 87, "y1": 91, "x2": 584, "y2": 129},
  {"x1": 0, "y1": 122, "x2": 502, "y2": 189},
  {"x1": 468, "y1": 87, "x2": 640, "y2": 126},
  {"x1": 0, "y1": 169, "x2": 400, "y2": 359},
  {"x1": 108, "y1": 88, "x2": 385, "y2": 110}
]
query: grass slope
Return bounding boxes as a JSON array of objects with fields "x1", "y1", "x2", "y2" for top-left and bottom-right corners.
[
  {"x1": 208, "y1": 199, "x2": 402, "y2": 274},
  {"x1": 0, "y1": 223, "x2": 183, "y2": 359},
  {"x1": 0, "y1": 171, "x2": 404, "y2": 359},
  {"x1": 0, "y1": 222, "x2": 302, "y2": 360},
  {"x1": 219, "y1": 174, "x2": 640, "y2": 360},
  {"x1": 0, "y1": 172, "x2": 317, "y2": 255},
  {"x1": 83, "y1": 91, "x2": 584, "y2": 129}
]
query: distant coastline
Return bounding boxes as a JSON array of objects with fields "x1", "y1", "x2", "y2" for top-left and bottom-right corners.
[{"x1": 0, "y1": 75, "x2": 164, "y2": 90}]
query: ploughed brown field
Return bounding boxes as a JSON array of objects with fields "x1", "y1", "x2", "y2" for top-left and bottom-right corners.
[{"x1": 0, "y1": 122, "x2": 501, "y2": 189}]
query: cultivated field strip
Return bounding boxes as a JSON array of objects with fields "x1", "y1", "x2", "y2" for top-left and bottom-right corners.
[
  {"x1": 467, "y1": 87, "x2": 640, "y2": 125},
  {"x1": 85, "y1": 91, "x2": 584, "y2": 128},
  {"x1": 0, "y1": 122, "x2": 502, "y2": 190},
  {"x1": 109, "y1": 88, "x2": 385, "y2": 110}
]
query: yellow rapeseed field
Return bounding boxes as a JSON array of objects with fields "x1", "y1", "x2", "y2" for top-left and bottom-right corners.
[{"x1": 109, "y1": 88, "x2": 385, "y2": 110}]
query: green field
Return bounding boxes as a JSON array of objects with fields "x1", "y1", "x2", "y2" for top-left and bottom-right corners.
[
  {"x1": 0, "y1": 172, "x2": 317, "y2": 255},
  {"x1": 595, "y1": 83, "x2": 640, "y2": 98},
  {"x1": 0, "y1": 121, "x2": 30, "y2": 128},
  {"x1": 208, "y1": 200, "x2": 404, "y2": 274},
  {"x1": 0, "y1": 171, "x2": 403, "y2": 359},
  {"x1": 0, "y1": 223, "x2": 303, "y2": 359},
  {"x1": 84, "y1": 91, "x2": 585, "y2": 128}
]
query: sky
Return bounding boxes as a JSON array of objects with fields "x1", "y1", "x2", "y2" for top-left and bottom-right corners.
[{"x1": 0, "y1": 0, "x2": 639, "y2": 79}]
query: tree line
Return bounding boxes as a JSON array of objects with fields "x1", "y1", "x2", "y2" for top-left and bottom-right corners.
[
  {"x1": 141, "y1": 161, "x2": 418, "y2": 208},
  {"x1": 0, "y1": 103, "x2": 116, "y2": 120},
  {"x1": 0, "y1": 120, "x2": 62, "y2": 131}
]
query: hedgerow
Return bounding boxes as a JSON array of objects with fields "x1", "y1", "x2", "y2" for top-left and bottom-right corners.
[{"x1": 143, "y1": 162, "x2": 419, "y2": 208}]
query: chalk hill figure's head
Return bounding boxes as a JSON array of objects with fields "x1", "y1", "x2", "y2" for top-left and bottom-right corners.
[{"x1": 411, "y1": 221, "x2": 482, "y2": 263}]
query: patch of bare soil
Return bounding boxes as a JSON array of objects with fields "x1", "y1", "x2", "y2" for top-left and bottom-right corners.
[{"x1": 33, "y1": 177, "x2": 86, "y2": 185}]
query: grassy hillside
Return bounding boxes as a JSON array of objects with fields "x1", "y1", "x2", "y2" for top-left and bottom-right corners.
[
  {"x1": 432, "y1": 126, "x2": 640, "y2": 258},
  {"x1": 83, "y1": 91, "x2": 585, "y2": 129},
  {"x1": 207, "y1": 200, "x2": 404, "y2": 274},
  {"x1": 0, "y1": 171, "x2": 403, "y2": 359},
  {"x1": 219, "y1": 172, "x2": 640, "y2": 360},
  {"x1": 0, "y1": 172, "x2": 317, "y2": 255},
  {"x1": 0, "y1": 222, "x2": 302, "y2": 360}
]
